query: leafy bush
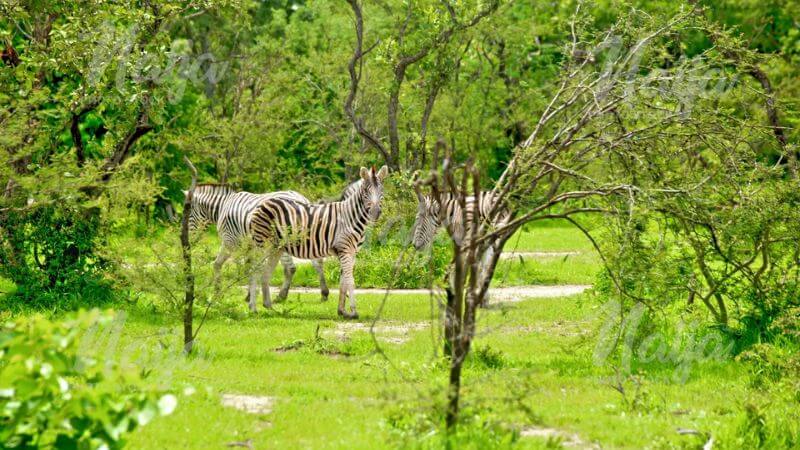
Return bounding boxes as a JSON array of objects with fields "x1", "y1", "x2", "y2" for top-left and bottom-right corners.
[
  {"x1": 288, "y1": 240, "x2": 451, "y2": 290},
  {"x1": 737, "y1": 342, "x2": 800, "y2": 389},
  {"x1": 384, "y1": 398, "x2": 518, "y2": 449},
  {"x1": 0, "y1": 204, "x2": 114, "y2": 309},
  {"x1": 354, "y1": 242, "x2": 450, "y2": 289},
  {"x1": 468, "y1": 345, "x2": 507, "y2": 370},
  {"x1": 0, "y1": 310, "x2": 176, "y2": 449}
]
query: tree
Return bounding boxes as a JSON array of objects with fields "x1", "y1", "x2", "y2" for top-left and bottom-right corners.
[
  {"x1": 344, "y1": 0, "x2": 500, "y2": 171},
  {"x1": 180, "y1": 156, "x2": 198, "y2": 353},
  {"x1": 414, "y1": 5, "x2": 799, "y2": 429}
]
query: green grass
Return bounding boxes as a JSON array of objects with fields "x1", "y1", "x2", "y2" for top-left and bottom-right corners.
[
  {"x1": 42, "y1": 289, "x2": 788, "y2": 449},
  {"x1": 492, "y1": 253, "x2": 598, "y2": 286},
  {"x1": 4, "y1": 222, "x2": 798, "y2": 448},
  {"x1": 509, "y1": 222, "x2": 595, "y2": 253}
]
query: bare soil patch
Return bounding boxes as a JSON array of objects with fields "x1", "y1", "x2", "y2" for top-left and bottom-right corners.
[
  {"x1": 324, "y1": 321, "x2": 430, "y2": 344},
  {"x1": 520, "y1": 426, "x2": 598, "y2": 449},
  {"x1": 284, "y1": 285, "x2": 590, "y2": 302},
  {"x1": 221, "y1": 394, "x2": 275, "y2": 415}
]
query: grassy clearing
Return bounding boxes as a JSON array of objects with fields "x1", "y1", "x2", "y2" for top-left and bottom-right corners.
[
  {"x1": 3, "y1": 221, "x2": 797, "y2": 449},
  {"x1": 58, "y1": 288, "x2": 791, "y2": 450}
]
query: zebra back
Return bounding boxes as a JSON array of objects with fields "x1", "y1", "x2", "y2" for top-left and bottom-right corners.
[{"x1": 217, "y1": 190, "x2": 311, "y2": 248}]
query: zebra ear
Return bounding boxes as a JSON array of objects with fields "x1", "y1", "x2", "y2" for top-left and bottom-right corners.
[
  {"x1": 359, "y1": 166, "x2": 370, "y2": 181},
  {"x1": 182, "y1": 190, "x2": 188, "y2": 197},
  {"x1": 376, "y1": 165, "x2": 389, "y2": 181}
]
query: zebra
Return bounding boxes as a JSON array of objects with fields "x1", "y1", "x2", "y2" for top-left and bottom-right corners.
[
  {"x1": 186, "y1": 184, "x2": 235, "y2": 233},
  {"x1": 411, "y1": 190, "x2": 508, "y2": 251},
  {"x1": 249, "y1": 166, "x2": 389, "y2": 318},
  {"x1": 338, "y1": 179, "x2": 362, "y2": 202},
  {"x1": 185, "y1": 184, "x2": 329, "y2": 306},
  {"x1": 411, "y1": 189, "x2": 511, "y2": 298},
  {"x1": 313, "y1": 179, "x2": 362, "y2": 204}
]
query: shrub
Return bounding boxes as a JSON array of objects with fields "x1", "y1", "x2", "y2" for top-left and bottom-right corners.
[
  {"x1": 0, "y1": 204, "x2": 114, "y2": 309},
  {"x1": 384, "y1": 398, "x2": 518, "y2": 449},
  {"x1": 289, "y1": 240, "x2": 451, "y2": 290},
  {"x1": 0, "y1": 310, "x2": 176, "y2": 449}
]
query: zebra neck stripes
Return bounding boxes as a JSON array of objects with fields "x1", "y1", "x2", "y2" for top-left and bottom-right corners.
[
  {"x1": 412, "y1": 191, "x2": 503, "y2": 249},
  {"x1": 188, "y1": 184, "x2": 236, "y2": 231}
]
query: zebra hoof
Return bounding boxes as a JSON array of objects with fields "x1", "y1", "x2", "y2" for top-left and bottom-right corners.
[
  {"x1": 337, "y1": 310, "x2": 358, "y2": 320},
  {"x1": 276, "y1": 289, "x2": 289, "y2": 302}
]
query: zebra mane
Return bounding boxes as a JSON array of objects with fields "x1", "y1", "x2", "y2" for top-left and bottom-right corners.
[
  {"x1": 338, "y1": 180, "x2": 363, "y2": 201},
  {"x1": 194, "y1": 183, "x2": 236, "y2": 194},
  {"x1": 315, "y1": 179, "x2": 362, "y2": 204}
]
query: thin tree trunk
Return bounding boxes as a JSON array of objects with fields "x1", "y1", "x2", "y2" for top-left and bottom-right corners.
[
  {"x1": 181, "y1": 156, "x2": 198, "y2": 353},
  {"x1": 445, "y1": 356, "x2": 463, "y2": 428}
]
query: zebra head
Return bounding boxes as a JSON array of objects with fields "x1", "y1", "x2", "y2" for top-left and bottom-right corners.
[
  {"x1": 184, "y1": 184, "x2": 235, "y2": 232},
  {"x1": 358, "y1": 165, "x2": 389, "y2": 221},
  {"x1": 412, "y1": 191, "x2": 440, "y2": 250}
]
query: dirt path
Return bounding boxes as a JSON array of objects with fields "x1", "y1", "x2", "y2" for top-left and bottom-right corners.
[
  {"x1": 520, "y1": 426, "x2": 600, "y2": 449},
  {"x1": 221, "y1": 394, "x2": 275, "y2": 414},
  {"x1": 282, "y1": 285, "x2": 590, "y2": 302},
  {"x1": 286, "y1": 251, "x2": 581, "y2": 266},
  {"x1": 323, "y1": 321, "x2": 429, "y2": 344}
]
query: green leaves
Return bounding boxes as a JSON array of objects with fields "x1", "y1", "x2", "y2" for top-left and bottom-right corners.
[{"x1": 0, "y1": 310, "x2": 177, "y2": 449}]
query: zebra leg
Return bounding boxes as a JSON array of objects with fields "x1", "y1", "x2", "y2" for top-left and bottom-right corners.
[
  {"x1": 247, "y1": 254, "x2": 260, "y2": 313},
  {"x1": 261, "y1": 252, "x2": 282, "y2": 309},
  {"x1": 213, "y1": 244, "x2": 232, "y2": 299},
  {"x1": 478, "y1": 246, "x2": 495, "y2": 307},
  {"x1": 336, "y1": 253, "x2": 358, "y2": 319},
  {"x1": 277, "y1": 253, "x2": 296, "y2": 301},
  {"x1": 311, "y1": 258, "x2": 329, "y2": 301}
]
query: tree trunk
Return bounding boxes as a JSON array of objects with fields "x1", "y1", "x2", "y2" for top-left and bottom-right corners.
[
  {"x1": 445, "y1": 353, "x2": 463, "y2": 429},
  {"x1": 181, "y1": 157, "x2": 198, "y2": 353}
]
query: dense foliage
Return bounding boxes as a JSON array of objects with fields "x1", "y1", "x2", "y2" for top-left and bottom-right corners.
[
  {"x1": 0, "y1": 310, "x2": 177, "y2": 449},
  {"x1": 0, "y1": 203, "x2": 112, "y2": 307}
]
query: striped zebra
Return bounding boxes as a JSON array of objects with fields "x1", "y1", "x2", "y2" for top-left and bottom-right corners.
[
  {"x1": 186, "y1": 184, "x2": 235, "y2": 233},
  {"x1": 249, "y1": 166, "x2": 389, "y2": 318},
  {"x1": 338, "y1": 179, "x2": 362, "y2": 201},
  {"x1": 313, "y1": 179, "x2": 362, "y2": 204},
  {"x1": 412, "y1": 190, "x2": 508, "y2": 251},
  {"x1": 412, "y1": 190, "x2": 511, "y2": 306},
  {"x1": 186, "y1": 184, "x2": 329, "y2": 307}
]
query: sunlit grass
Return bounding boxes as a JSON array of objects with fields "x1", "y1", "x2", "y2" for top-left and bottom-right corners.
[
  {"x1": 105, "y1": 222, "x2": 601, "y2": 290},
  {"x1": 4, "y1": 223, "x2": 797, "y2": 449},
  {"x1": 102, "y1": 290, "x2": 783, "y2": 450}
]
